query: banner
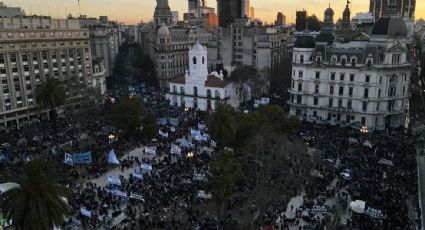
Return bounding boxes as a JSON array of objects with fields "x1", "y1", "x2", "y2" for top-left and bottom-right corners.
[
  {"x1": 193, "y1": 173, "x2": 206, "y2": 181},
  {"x1": 261, "y1": 97, "x2": 270, "y2": 105},
  {"x1": 107, "y1": 176, "x2": 122, "y2": 186},
  {"x1": 107, "y1": 149, "x2": 120, "y2": 165},
  {"x1": 64, "y1": 153, "x2": 74, "y2": 165},
  {"x1": 111, "y1": 213, "x2": 127, "y2": 228},
  {"x1": 141, "y1": 163, "x2": 153, "y2": 171},
  {"x1": 132, "y1": 173, "x2": 144, "y2": 180},
  {"x1": 169, "y1": 118, "x2": 179, "y2": 126},
  {"x1": 197, "y1": 190, "x2": 212, "y2": 199},
  {"x1": 80, "y1": 207, "x2": 92, "y2": 218},
  {"x1": 378, "y1": 159, "x2": 394, "y2": 166},
  {"x1": 170, "y1": 144, "x2": 181, "y2": 155},
  {"x1": 129, "y1": 192, "x2": 144, "y2": 201},
  {"x1": 144, "y1": 146, "x2": 157, "y2": 155},
  {"x1": 111, "y1": 190, "x2": 128, "y2": 198},
  {"x1": 159, "y1": 130, "x2": 169, "y2": 138},
  {"x1": 365, "y1": 207, "x2": 385, "y2": 219},
  {"x1": 178, "y1": 140, "x2": 194, "y2": 149},
  {"x1": 73, "y1": 152, "x2": 92, "y2": 164},
  {"x1": 170, "y1": 127, "x2": 176, "y2": 132},
  {"x1": 194, "y1": 133, "x2": 209, "y2": 142},
  {"x1": 311, "y1": 205, "x2": 328, "y2": 213}
]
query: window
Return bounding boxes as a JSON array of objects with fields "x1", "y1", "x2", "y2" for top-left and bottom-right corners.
[
  {"x1": 361, "y1": 117, "x2": 366, "y2": 125},
  {"x1": 367, "y1": 58, "x2": 373, "y2": 68},
  {"x1": 338, "y1": 99, "x2": 342, "y2": 108},
  {"x1": 297, "y1": 95, "x2": 302, "y2": 104},
  {"x1": 362, "y1": 102, "x2": 368, "y2": 111},
  {"x1": 329, "y1": 86, "x2": 334, "y2": 95},
  {"x1": 392, "y1": 54, "x2": 401, "y2": 65},
  {"x1": 315, "y1": 72, "x2": 320, "y2": 79},
  {"x1": 331, "y1": 56, "x2": 337, "y2": 65},
  {"x1": 298, "y1": 83, "x2": 302, "y2": 92},
  {"x1": 300, "y1": 55, "x2": 304, "y2": 64},
  {"x1": 314, "y1": 97, "x2": 318, "y2": 105},
  {"x1": 316, "y1": 56, "x2": 322, "y2": 64},
  {"x1": 365, "y1": 75, "x2": 370, "y2": 83},
  {"x1": 331, "y1": 73, "x2": 335, "y2": 80},
  {"x1": 207, "y1": 89, "x2": 211, "y2": 98},
  {"x1": 328, "y1": 98, "x2": 333, "y2": 107},
  {"x1": 202, "y1": 57, "x2": 205, "y2": 64},
  {"x1": 347, "y1": 100, "x2": 352, "y2": 109},
  {"x1": 349, "y1": 87, "x2": 353, "y2": 96},
  {"x1": 350, "y1": 74, "x2": 355, "y2": 82},
  {"x1": 341, "y1": 57, "x2": 346, "y2": 66},
  {"x1": 364, "y1": 88, "x2": 369, "y2": 98},
  {"x1": 215, "y1": 90, "x2": 220, "y2": 99},
  {"x1": 377, "y1": 102, "x2": 380, "y2": 110},
  {"x1": 193, "y1": 86, "x2": 198, "y2": 96},
  {"x1": 340, "y1": 74, "x2": 345, "y2": 81},
  {"x1": 378, "y1": 89, "x2": 381, "y2": 97},
  {"x1": 180, "y1": 86, "x2": 185, "y2": 94},
  {"x1": 351, "y1": 58, "x2": 356, "y2": 67},
  {"x1": 339, "y1": 86, "x2": 344, "y2": 95},
  {"x1": 173, "y1": 86, "x2": 177, "y2": 93},
  {"x1": 315, "y1": 84, "x2": 319, "y2": 93},
  {"x1": 299, "y1": 71, "x2": 303, "y2": 78},
  {"x1": 193, "y1": 57, "x2": 197, "y2": 64}
]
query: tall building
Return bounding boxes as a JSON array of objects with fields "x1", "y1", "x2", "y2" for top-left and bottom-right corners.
[
  {"x1": 0, "y1": 17, "x2": 99, "y2": 127},
  {"x1": 296, "y1": 10, "x2": 307, "y2": 31},
  {"x1": 154, "y1": 0, "x2": 173, "y2": 27},
  {"x1": 249, "y1": 7, "x2": 255, "y2": 19},
  {"x1": 275, "y1": 12, "x2": 286, "y2": 26},
  {"x1": 369, "y1": 0, "x2": 415, "y2": 21},
  {"x1": 241, "y1": 0, "x2": 250, "y2": 18},
  {"x1": 217, "y1": 0, "x2": 240, "y2": 27},
  {"x1": 288, "y1": 15, "x2": 411, "y2": 131},
  {"x1": 340, "y1": 1, "x2": 352, "y2": 32},
  {"x1": 322, "y1": 6, "x2": 334, "y2": 34}
]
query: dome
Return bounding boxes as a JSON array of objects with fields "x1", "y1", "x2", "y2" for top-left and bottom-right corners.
[
  {"x1": 371, "y1": 16, "x2": 407, "y2": 38},
  {"x1": 157, "y1": 23, "x2": 170, "y2": 36},
  {"x1": 294, "y1": 36, "x2": 316, "y2": 48},
  {"x1": 191, "y1": 41, "x2": 206, "y2": 52},
  {"x1": 325, "y1": 7, "x2": 334, "y2": 15},
  {"x1": 316, "y1": 33, "x2": 334, "y2": 45}
]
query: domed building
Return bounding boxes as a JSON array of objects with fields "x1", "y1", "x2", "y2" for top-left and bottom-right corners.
[
  {"x1": 166, "y1": 42, "x2": 247, "y2": 111},
  {"x1": 288, "y1": 14, "x2": 412, "y2": 131}
]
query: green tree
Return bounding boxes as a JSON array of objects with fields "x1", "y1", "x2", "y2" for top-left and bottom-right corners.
[
  {"x1": 142, "y1": 113, "x2": 159, "y2": 141},
  {"x1": 207, "y1": 102, "x2": 236, "y2": 148},
  {"x1": 0, "y1": 159, "x2": 72, "y2": 230},
  {"x1": 206, "y1": 149, "x2": 241, "y2": 222},
  {"x1": 35, "y1": 77, "x2": 66, "y2": 120},
  {"x1": 107, "y1": 97, "x2": 144, "y2": 135}
]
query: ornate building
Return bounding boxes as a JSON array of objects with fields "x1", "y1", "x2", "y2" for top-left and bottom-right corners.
[
  {"x1": 166, "y1": 42, "x2": 244, "y2": 111},
  {"x1": 288, "y1": 15, "x2": 411, "y2": 131}
]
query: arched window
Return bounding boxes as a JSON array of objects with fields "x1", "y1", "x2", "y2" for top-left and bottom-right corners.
[
  {"x1": 300, "y1": 55, "x2": 304, "y2": 64},
  {"x1": 207, "y1": 89, "x2": 211, "y2": 98},
  {"x1": 202, "y1": 56, "x2": 205, "y2": 64},
  {"x1": 215, "y1": 90, "x2": 220, "y2": 99},
  {"x1": 341, "y1": 56, "x2": 347, "y2": 66},
  {"x1": 351, "y1": 57, "x2": 357, "y2": 67},
  {"x1": 316, "y1": 56, "x2": 322, "y2": 65},
  {"x1": 331, "y1": 56, "x2": 337, "y2": 65},
  {"x1": 180, "y1": 86, "x2": 185, "y2": 94},
  {"x1": 193, "y1": 57, "x2": 197, "y2": 64},
  {"x1": 193, "y1": 86, "x2": 198, "y2": 96},
  {"x1": 367, "y1": 58, "x2": 373, "y2": 68}
]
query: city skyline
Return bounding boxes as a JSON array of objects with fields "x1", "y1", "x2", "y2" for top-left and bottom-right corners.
[{"x1": 5, "y1": 0, "x2": 425, "y2": 24}]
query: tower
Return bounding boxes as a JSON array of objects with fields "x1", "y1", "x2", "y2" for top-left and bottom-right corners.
[
  {"x1": 188, "y1": 42, "x2": 208, "y2": 82},
  {"x1": 154, "y1": 0, "x2": 173, "y2": 27},
  {"x1": 340, "y1": 0, "x2": 351, "y2": 31},
  {"x1": 322, "y1": 5, "x2": 334, "y2": 33}
]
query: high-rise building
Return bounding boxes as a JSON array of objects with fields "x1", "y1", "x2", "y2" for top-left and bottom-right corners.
[
  {"x1": 275, "y1": 12, "x2": 286, "y2": 26},
  {"x1": 296, "y1": 10, "x2": 307, "y2": 31},
  {"x1": 241, "y1": 0, "x2": 250, "y2": 18},
  {"x1": 369, "y1": 0, "x2": 415, "y2": 21},
  {"x1": 288, "y1": 15, "x2": 411, "y2": 131},
  {"x1": 0, "y1": 17, "x2": 102, "y2": 127},
  {"x1": 217, "y1": 0, "x2": 240, "y2": 27}
]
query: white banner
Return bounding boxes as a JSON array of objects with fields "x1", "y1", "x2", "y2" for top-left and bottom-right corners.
[
  {"x1": 111, "y1": 213, "x2": 127, "y2": 228},
  {"x1": 141, "y1": 163, "x2": 153, "y2": 171},
  {"x1": 261, "y1": 97, "x2": 270, "y2": 105},
  {"x1": 170, "y1": 144, "x2": 181, "y2": 155},
  {"x1": 144, "y1": 146, "x2": 157, "y2": 155},
  {"x1": 107, "y1": 176, "x2": 122, "y2": 186},
  {"x1": 111, "y1": 190, "x2": 128, "y2": 198},
  {"x1": 159, "y1": 130, "x2": 169, "y2": 138},
  {"x1": 170, "y1": 127, "x2": 176, "y2": 132},
  {"x1": 197, "y1": 190, "x2": 212, "y2": 199},
  {"x1": 80, "y1": 207, "x2": 92, "y2": 218},
  {"x1": 129, "y1": 192, "x2": 145, "y2": 201},
  {"x1": 64, "y1": 153, "x2": 74, "y2": 165},
  {"x1": 132, "y1": 173, "x2": 144, "y2": 180},
  {"x1": 193, "y1": 173, "x2": 206, "y2": 181},
  {"x1": 378, "y1": 159, "x2": 394, "y2": 166}
]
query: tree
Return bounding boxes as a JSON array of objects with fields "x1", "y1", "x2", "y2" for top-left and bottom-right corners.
[
  {"x1": 142, "y1": 113, "x2": 158, "y2": 141},
  {"x1": 107, "y1": 97, "x2": 144, "y2": 135},
  {"x1": 0, "y1": 159, "x2": 72, "y2": 230},
  {"x1": 206, "y1": 149, "x2": 241, "y2": 222},
  {"x1": 207, "y1": 102, "x2": 236, "y2": 148},
  {"x1": 35, "y1": 77, "x2": 66, "y2": 120}
]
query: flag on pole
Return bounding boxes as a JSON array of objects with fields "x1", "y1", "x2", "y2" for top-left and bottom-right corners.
[{"x1": 107, "y1": 149, "x2": 120, "y2": 165}]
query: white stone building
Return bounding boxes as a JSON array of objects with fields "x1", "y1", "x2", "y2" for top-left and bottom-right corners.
[
  {"x1": 166, "y1": 42, "x2": 242, "y2": 111},
  {"x1": 288, "y1": 16, "x2": 412, "y2": 131}
]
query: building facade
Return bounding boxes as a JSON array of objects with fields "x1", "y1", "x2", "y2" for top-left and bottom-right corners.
[
  {"x1": 288, "y1": 16, "x2": 411, "y2": 131},
  {"x1": 0, "y1": 17, "x2": 97, "y2": 128},
  {"x1": 217, "y1": 0, "x2": 240, "y2": 27},
  {"x1": 166, "y1": 42, "x2": 242, "y2": 111},
  {"x1": 370, "y1": 0, "x2": 415, "y2": 21},
  {"x1": 296, "y1": 10, "x2": 307, "y2": 32},
  {"x1": 275, "y1": 12, "x2": 286, "y2": 26}
]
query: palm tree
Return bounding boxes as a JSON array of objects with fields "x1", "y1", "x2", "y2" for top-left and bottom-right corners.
[
  {"x1": 0, "y1": 159, "x2": 72, "y2": 230},
  {"x1": 35, "y1": 77, "x2": 66, "y2": 120},
  {"x1": 207, "y1": 102, "x2": 236, "y2": 148}
]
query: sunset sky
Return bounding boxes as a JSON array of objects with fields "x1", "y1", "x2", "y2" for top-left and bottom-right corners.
[{"x1": 4, "y1": 0, "x2": 425, "y2": 25}]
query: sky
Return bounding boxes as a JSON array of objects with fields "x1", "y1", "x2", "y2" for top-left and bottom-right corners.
[{"x1": 4, "y1": 0, "x2": 425, "y2": 25}]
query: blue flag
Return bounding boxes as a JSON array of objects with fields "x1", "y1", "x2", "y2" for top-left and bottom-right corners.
[{"x1": 107, "y1": 149, "x2": 120, "y2": 165}]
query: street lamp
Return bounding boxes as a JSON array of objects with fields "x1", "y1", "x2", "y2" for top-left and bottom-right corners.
[
  {"x1": 108, "y1": 133, "x2": 117, "y2": 144},
  {"x1": 360, "y1": 126, "x2": 369, "y2": 134},
  {"x1": 187, "y1": 152, "x2": 194, "y2": 158}
]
